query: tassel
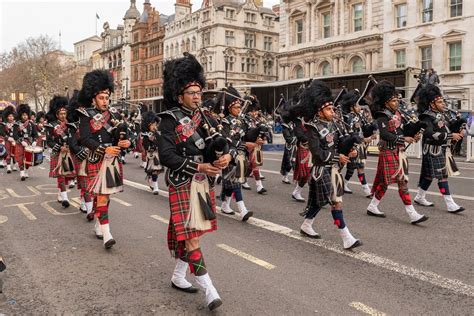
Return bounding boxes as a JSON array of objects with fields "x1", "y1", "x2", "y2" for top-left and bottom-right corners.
[
  {"x1": 199, "y1": 192, "x2": 215, "y2": 220},
  {"x1": 114, "y1": 165, "x2": 123, "y2": 186},
  {"x1": 331, "y1": 165, "x2": 344, "y2": 203},
  {"x1": 67, "y1": 156, "x2": 74, "y2": 173},
  {"x1": 255, "y1": 146, "x2": 263, "y2": 166},
  {"x1": 106, "y1": 166, "x2": 115, "y2": 188},
  {"x1": 446, "y1": 147, "x2": 460, "y2": 176},
  {"x1": 61, "y1": 155, "x2": 68, "y2": 173}
]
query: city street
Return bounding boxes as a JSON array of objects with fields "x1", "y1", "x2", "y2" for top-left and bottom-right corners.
[{"x1": 0, "y1": 152, "x2": 472, "y2": 314}]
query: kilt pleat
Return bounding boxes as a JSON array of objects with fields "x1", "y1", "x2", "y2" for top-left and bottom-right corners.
[
  {"x1": 372, "y1": 148, "x2": 404, "y2": 191},
  {"x1": 421, "y1": 149, "x2": 448, "y2": 180},
  {"x1": 293, "y1": 146, "x2": 311, "y2": 181}
]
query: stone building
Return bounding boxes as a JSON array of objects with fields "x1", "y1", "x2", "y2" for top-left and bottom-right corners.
[
  {"x1": 278, "y1": 0, "x2": 384, "y2": 81},
  {"x1": 164, "y1": 0, "x2": 279, "y2": 90},
  {"x1": 73, "y1": 36, "x2": 102, "y2": 67},
  {"x1": 382, "y1": 0, "x2": 473, "y2": 109}
]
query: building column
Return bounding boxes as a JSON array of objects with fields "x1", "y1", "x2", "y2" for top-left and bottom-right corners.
[
  {"x1": 310, "y1": 61, "x2": 315, "y2": 77},
  {"x1": 339, "y1": 57, "x2": 345, "y2": 74},
  {"x1": 372, "y1": 50, "x2": 378, "y2": 70},
  {"x1": 365, "y1": 52, "x2": 372, "y2": 71},
  {"x1": 305, "y1": 62, "x2": 311, "y2": 77}
]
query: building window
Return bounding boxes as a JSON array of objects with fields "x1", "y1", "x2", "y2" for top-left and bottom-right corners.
[
  {"x1": 203, "y1": 11, "x2": 210, "y2": 21},
  {"x1": 133, "y1": 33, "x2": 139, "y2": 43},
  {"x1": 227, "y1": 55, "x2": 235, "y2": 72},
  {"x1": 225, "y1": 30, "x2": 235, "y2": 46},
  {"x1": 202, "y1": 56, "x2": 208, "y2": 72},
  {"x1": 263, "y1": 60, "x2": 273, "y2": 76},
  {"x1": 395, "y1": 3, "x2": 407, "y2": 28},
  {"x1": 245, "y1": 33, "x2": 255, "y2": 48},
  {"x1": 353, "y1": 3, "x2": 363, "y2": 32},
  {"x1": 192, "y1": 37, "x2": 196, "y2": 51},
  {"x1": 226, "y1": 9, "x2": 235, "y2": 19},
  {"x1": 264, "y1": 36, "x2": 272, "y2": 51},
  {"x1": 246, "y1": 12, "x2": 256, "y2": 23},
  {"x1": 208, "y1": 56, "x2": 213, "y2": 72},
  {"x1": 449, "y1": 42, "x2": 462, "y2": 71},
  {"x1": 295, "y1": 19, "x2": 303, "y2": 44},
  {"x1": 395, "y1": 49, "x2": 406, "y2": 68},
  {"x1": 203, "y1": 31, "x2": 211, "y2": 46},
  {"x1": 294, "y1": 65, "x2": 304, "y2": 79},
  {"x1": 175, "y1": 43, "x2": 179, "y2": 56},
  {"x1": 450, "y1": 0, "x2": 462, "y2": 18},
  {"x1": 263, "y1": 16, "x2": 272, "y2": 26},
  {"x1": 241, "y1": 57, "x2": 257, "y2": 73},
  {"x1": 322, "y1": 12, "x2": 331, "y2": 38},
  {"x1": 420, "y1": 45, "x2": 432, "y2": 69},
  {"x1": 133, "y1": 67, "x2": 138, "y2": 81},
  {"x1": 352, "y1": 57, "x2": 364, "y2": 73},
  {"x1": 321, "y1": 62, "x2": 331, "y2": 76},
  {"x1": 421, "y1": 0, "x2": 433, "y2": 23}
]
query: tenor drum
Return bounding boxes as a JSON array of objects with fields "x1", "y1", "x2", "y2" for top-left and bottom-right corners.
[{"x1": 24, "y1": 146, "x2": 44, "y2": 166}]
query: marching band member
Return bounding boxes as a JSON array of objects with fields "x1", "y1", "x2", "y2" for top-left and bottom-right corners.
[
  {"x1": 0, "y1": 106, "x2": 17, "y2": 173},
  {"x1": 279, "y1": 111, "x2": 296, "y2": 184},
  {"x1": 291, "y1": 117, "x2": 311, "y2": 202},
  {"x1": 158, "y1": 53, "x2": 227, "y2": 311},
  {"x1": 13, "y1": 104, "x2": 38, "y2": 181},
  {"x1": 292, "y1": 80, "x2": 361, "y2": 249},
  {"x1": 414, "y1": 84, "x2": 465, "y2": 213},
  {"x1": 219, "y1": 86, "x2": 254, "y2": 221},
  {"x1": 367, "y1": 81, "x2": 428, "y2": 224},
  {"x1": 241, "y1": 97, "x2": 267, "y2": 194},
  {"x1": 341, "y1": 90, "x2": 375, "y2": 197},
  {"x1": 67, "y1": 91, "x2": 94, "y2": 218},
  {"x1": 35, "y1": 111, "x2": 47, "y2": 149},
  {"x1": 141, "y1": 111, "x2": 163, "y2": 195},
  {"x1": 45, "y1": 96, "x2": 76, "y2": 208},
  {"x1": 78, "y1": 69, "x2": 131, "y2": 249}
]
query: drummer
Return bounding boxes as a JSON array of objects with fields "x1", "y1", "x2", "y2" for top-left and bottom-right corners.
[
  {"x1": 13, "y1": 104, "x2": 38, "y2": 181},
  {"x1": 45, "y1": 96, "x2": 76, "y2": 208},
  {"x1": 0, "y1": 106, "x2": 17, "y2": 173}
]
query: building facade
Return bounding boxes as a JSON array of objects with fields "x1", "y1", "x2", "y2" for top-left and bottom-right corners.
[
  {"x1": 382, "y1": 0, "x2": 473, "y2": 109},
  {"x1": 164, "y1": 0, "x2": 279, "y2": 90},
  {"x1": 73, "y1": 36, "x2": 102, "y2": 67},
  {"x1": 278, "y1": 0, "x2": 384, "y2": 81},
  {"x1": 130, "y1": 1, "x2": 169, "y2": 100}
]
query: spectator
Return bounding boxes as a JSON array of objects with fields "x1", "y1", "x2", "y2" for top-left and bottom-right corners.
[{"x1": 425, "y1": 68, "x2": 440, "y2": 86}]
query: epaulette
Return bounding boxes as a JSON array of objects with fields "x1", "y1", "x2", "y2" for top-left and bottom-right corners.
[
  {"x1": 157, "y1": 108, "x2": 179, "y2": 120},
  {"x1": 76, "y1": 107, "x2": 96, "y2": 117}
]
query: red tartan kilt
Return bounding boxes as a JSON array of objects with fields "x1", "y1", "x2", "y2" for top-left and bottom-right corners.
[
  {"x1": 293, "y1": 146, "x2": 311, "y2": 181},
  {"x1": 49, "y1": 153, "x2": 76, "y2": 178},
  {"x1": 14, "y1": 144, "x2": 27, "y2": 168},
  {"x1": 4, "y1": 141, "x2": 14, "y2": 159},
  {"x1": 134, "y1": 136, "x2": 144, "y2": 153},
  {"x1": 86, "y1": 158, "x2": 123, "y2": 193},
  {"x1": 167, "y1": 183, "x2": 217, "y2": 255},
  {"x1": 73, "y1": 157, "x2": 88, "y2": 189},
  {"x1": 247, "y1": 148, "x2": 257, "y2": 172},
  {"x1": 372, "y1": 148, "x2": 401, "y2": 190}
]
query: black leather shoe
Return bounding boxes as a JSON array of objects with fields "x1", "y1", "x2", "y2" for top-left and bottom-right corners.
[
  {"x1": 171, "y1": 282, "x2": 199, "y2": 293},
  {"x1": 367, "y1": 210, "x2": 386, "y2": 218},
  {"x1": 104, "y1": 239, "x2": 116, "y2": 249},
  {"x1": 257, "y1": 188, "x2": 267, "y2": 194},
  {"x1": 411, "y1": 215, "x2": 429, "y2": 225},
  {"x1": 86, "y1": 213, "x2": 95, "y2": 222},
  {"x1": 449, "y1": 206, "x2": 465, "y2": 213},
  {"x1": 242, "y1": 211, "x2": 253, "y2": 222},
  {"x1": 62, "y1": 200, "x2": 70, "y2": 208},
  {"x1": 300, "y1": 229, "x2": 321, "y2": 239},
  {"x1": 208, "y1": 298, "x2": 223, "y2": 311}
]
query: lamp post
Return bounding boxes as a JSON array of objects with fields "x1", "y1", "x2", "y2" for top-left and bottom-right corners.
[
  {"x1": 65, "y1": 86, "x2": 69, "y2": 99},
  {"x1": 224, "y1": 54, "x2": 229, "y2": 88}
]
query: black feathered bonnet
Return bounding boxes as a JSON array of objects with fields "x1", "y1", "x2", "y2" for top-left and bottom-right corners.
[
  {"x1": 16, "y1": 104, "x2": 31, "y2": 121},
  {"x1": 340, "y1": 90, "x2": 361, "y2": 114},
  {"x1": 369, "y1": 80, "x2": 397, "y2": 115},
  {"x1": 78, "y1": 70, "x2": 114, "y2": 108},
  {"x1": 289, "y1": 80, "x2": 333, "y2": 121},
  {"x1": 417, "y1": 84, "x2": 443, "y2": 114},
  {"x1": 163, "y1": 53, "x2": 206, "y2": 109},
  {"x1": 141, "y1": 111, "x2": 159, "y2": 133},
  {"x1": 46, "y1": 95, "x2": 69, "y2": 122},
  {"x1": 2, "y1": 105, "x2": 16, "y2": 121}
]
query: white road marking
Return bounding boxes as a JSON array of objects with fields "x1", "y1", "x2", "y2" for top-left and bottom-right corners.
[
  {"x1": 111, "y1": 197, "x2": 132, "y2": 206},
  {"x1": 5, "y1": 202, "x2": 36, "y2": 220},
  {"x1": 124, "y1": 178, "x2": 474, "y2": 297},
  {"x1": 217, "y1": 243, "x2": 276, "y2": 270},
  {"x1": 259, "y1": 168, "x2": 474, "y2": 201},
  {"x1": 349, "y1": 302, "x2": 386, "y2": 316},
  {"x1": 362, "y1": 166, "x2": 474, "y2": 181},
  {"x1": 6, "y1": 186, "x2": 41, "y2": 198},
  {"x1": 150, "y1": 214, "x2": 168, "y2": 224},
  {"x1": 38, "y1": 166, "x2": 45, "y2": 170},
  {"x1": 41, "y1": 200, "x2": 79, "y2": 216}
]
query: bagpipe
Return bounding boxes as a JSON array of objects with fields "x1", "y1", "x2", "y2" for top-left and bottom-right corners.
[
  {"x1": 356, "y1": 76, "x2": 379, "y2": 137},
  {"x1": 333, "y1": 87, "x2": 363, "y2": 156},
  {"x1": 445, "y1": 108, "x2": 467, "y2": 136},
  {"x1": 195, "y1": 101, "x2": 230, "y2": 164}
]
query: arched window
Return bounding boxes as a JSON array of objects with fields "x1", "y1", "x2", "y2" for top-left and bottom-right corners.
[
  {"x1": 351, "y1": 56, "x2": 364, "y2": 73},
  {"x1": 294, "y1": 65, "x2": 304, "y2": 79},
  {"x1": 321, "y1": 61, "x2": 331, "y2": 76},
  {"x1": 192, "y1": 37, "x2": 196, "y2": 51},
  {"x1": 113, "y1": 54, "x2": 117, "y2": 68},
  {"x1": 186, "y1": 38, "x2": 190, "y2": 52},
  {"x1": 181, "y1": 40, "x2": 185, "y2": 53}
]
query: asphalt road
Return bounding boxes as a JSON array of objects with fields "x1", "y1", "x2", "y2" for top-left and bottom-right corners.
[{"x1": 0, "y1": 152, "x2": 472, "y2": 314}]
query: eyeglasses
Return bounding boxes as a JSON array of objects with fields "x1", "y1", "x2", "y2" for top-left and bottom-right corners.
[{"x1": 183, "y1": 91, "x2": 203, "y2": 97}]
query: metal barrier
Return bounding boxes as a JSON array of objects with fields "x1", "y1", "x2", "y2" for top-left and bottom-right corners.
[
  {"x1": 466, "y1": 136, "x2": 474, "y2": 162},
  {"x1": 367, "y1": 135, "x2": 422, "y2": 158}
]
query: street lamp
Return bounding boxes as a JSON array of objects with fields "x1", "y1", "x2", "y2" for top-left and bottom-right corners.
[
  {"x1": 65, "y1": 86, "x2": 69, "y2": 99},
  {"x1": 224, "y1": 53, "x2": 229, "y2": 88}
]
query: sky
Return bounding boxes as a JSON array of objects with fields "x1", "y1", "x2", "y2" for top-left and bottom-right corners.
[{"x1": 0, "y1": 0, "x2": 280, "y2": 54}]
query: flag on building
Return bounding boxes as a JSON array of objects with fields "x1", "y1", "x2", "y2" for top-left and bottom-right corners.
[{"x1": 96, "y1": 13, "x2": 100, "y2": 19}]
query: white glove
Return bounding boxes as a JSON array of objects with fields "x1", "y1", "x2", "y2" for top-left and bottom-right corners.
[
  {"x1": 8, "y1": 137, "x2": 14, "y2": 143},
  {"x1": 21, "y1": 141, "x2": 28, "y2": 147},
  {"x1": 32, "y1": 141, "x2": 37, "y2": 147}
]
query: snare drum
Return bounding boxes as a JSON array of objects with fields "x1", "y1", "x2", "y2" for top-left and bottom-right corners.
[{"x1": 24, "y1": 146, "x2": 44, "y2": 166}]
